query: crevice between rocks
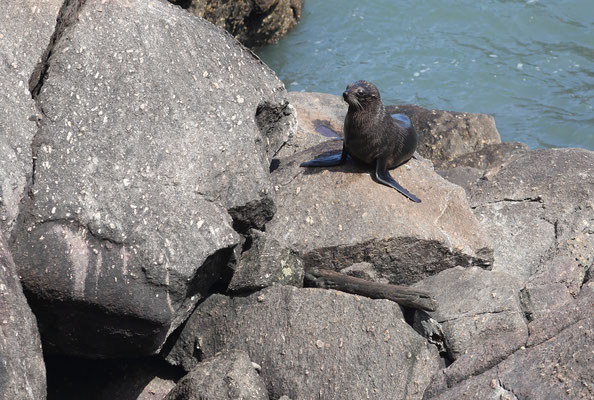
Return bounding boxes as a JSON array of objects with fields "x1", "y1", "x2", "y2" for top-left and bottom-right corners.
[{"x1": 470, "y1": 196, "x2": 543, "y2": 210}]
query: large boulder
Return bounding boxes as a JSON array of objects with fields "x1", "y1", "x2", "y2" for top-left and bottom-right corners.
[
  {"x1": 164, "y1": 350, "x2": 268, "y2": 400},
  {"x1": 0, "y1": 237, "x2": 46, "y2": 400},
  {"x1": 267, "y1": 140, "x2": 493, "y2": 285},
  {"x1": 423, "y1": 283, "x2": 594, "y2": 400},
  {"x1": 414, "y1": 267, "x2": 527, "y2": 360},
  {"x1": 0, "y1": 0, "x2": 62, "y2": 235},
  {"x1": 11, "y1": 0, "x2": 295, "y2": 357},
  {"x1": 169, "y1": 0, "x2": 303, "y2": 48},
  {"x1": 387, "y1": 105, "x2": 501, "y2": 169},
  {"x1": 469, "y1": 149, "x2": 594, "y2": 285},
  {"x1": 165, "y1": 285, "x2": 442, "y2": 400}
]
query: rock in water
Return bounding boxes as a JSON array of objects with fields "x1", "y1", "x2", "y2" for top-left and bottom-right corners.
[{"x1": 11, "y1": 0, "x2": 295, "y2": 357}]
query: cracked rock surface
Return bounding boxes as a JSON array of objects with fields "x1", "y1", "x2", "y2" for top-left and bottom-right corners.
[
  {"x1": 9, "y1": 0, "x2": 295, "y2": 357},
  {"x1": 414, "y1": 266, "x2": 527, "y2": 361},
  {"x1": 164, "y1": 285, "x2": 442, "y2": 400},
  {"x1": 267, "y1": 139, "x2": 493, "y2": 285},
  {"x1": 0, "y1": 0, "x2": 62, "y2": 236}
]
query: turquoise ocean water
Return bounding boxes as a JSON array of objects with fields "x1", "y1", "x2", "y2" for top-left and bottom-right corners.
[{"x1": 256, "y1": 0, "x2": 594, "y2": 150}]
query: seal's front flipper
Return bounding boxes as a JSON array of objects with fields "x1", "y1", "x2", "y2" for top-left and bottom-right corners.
[
  {"x1": 300, "y1": 146, "x2": 348, "y2": 167},
  {"x1": 375, "y1": 162, "x2": 421, "y2": 203}
]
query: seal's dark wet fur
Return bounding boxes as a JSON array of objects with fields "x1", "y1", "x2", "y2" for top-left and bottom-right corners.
[{"x1": 301, "y1": 80, "x2": 421, "y2": 202}]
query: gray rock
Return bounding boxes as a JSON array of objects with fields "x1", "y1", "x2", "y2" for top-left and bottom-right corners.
[
  {"x1": 424, "y1": 284, "x2": 594, "y2": 400},
  {"x1": 0, "y1": 0, "x2": 61, "y2": 235},
  {"x1": 11, "y1": 0, "x2": 294, "y2": 357},
  {"x1": 470, "y1": 149, "x2": 594, "y2": 284},
  {"x1": 415, "y1": 267, "x2": 527, "y2": 360},
  {"x1": 164, "y1": 285, "x2": 441, "y2": 400},
  {"x1": 386, "y1": 104, "x2": 501, "y2": 169},
  {"x1": 436, "y1": 167, "x2": 484, "y2": 195},
  {"x1": 276, "y1": 91, "x2": 347, "y2": 159},
  {"x1": 444, "y1": 142, "x2": 529, "y2": 171},
  {"x1": 267, "y1": 140, "x2": 493, "y2": 285},
  {"x1": 0, "y1": 237, "x2": 46, "y2": 400},
  {"x1": 228, "y1": 229, "x2": 304, "y2": 293},
  {"x1": 170, "y1": 0, "x2": 303, "y2": 48},
  {"x1": 164, "y1": 350, "x2": 268, "y2": 400}
]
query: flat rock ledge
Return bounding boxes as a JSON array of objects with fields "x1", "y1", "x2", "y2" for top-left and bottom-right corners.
[{"x1": 267, "y1": 139, "x2": 493, "y2": 285}]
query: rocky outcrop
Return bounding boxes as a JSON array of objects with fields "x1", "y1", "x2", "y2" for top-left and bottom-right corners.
[
  {"x1": 10, "y1": 0, "x2": 295, "y2": 358},
  {"x1": 228, "y1": 229, "x2": 304, "y2": 293},
  {"x1": 267, "y1": 139, "x2": 493, "y2": 285},
  {"x1": 423, "y1": 283, "x2": 594, "y2": 400},
  {"x1": 0, "y1": 0, "x2": 62, "y2": 236},
  {"x1": 414, "y1": 267, "x2": 527, "y2": 360},
  {"x1": 164, "y1": 350, "x2": 268, "y2": 400},
  {"x1": 164, "y1": 285, "x2": 442, "y2": 400},
  {"x1": 469, "y1": 149, "x2": 594, "y2": 285},
  {"x1": 169, "y1": 0, "x2": 303, "y2": 48},
  {"x1": 0, "y1": 237, "x2": 46, "y2": 400}
]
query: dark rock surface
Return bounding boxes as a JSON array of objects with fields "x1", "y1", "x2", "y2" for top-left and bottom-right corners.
[
  {"x1": 170, "y1": 0, "x2": 303, "y2": 48},
  {"x1": 11, "y1": 0, "x2": 294, "y2": 358},
  {"x1": 267, "y1": 140, "x2": 493, "y2": 285},
  {"x1": 165, "y1": 285, "x2": 442, "y2": 400},
  {"x1": 164, "y1": 350, "x2": 268, "y2": 400},
  {"x1": 46, "y1": 355, "x2": 181, "y2": 400},
  {"x1": 0, "y1": 237, "x2": 46, "y2": 400},
  {"x1": 387, "y1": 104, "x2": 501, "y2": 169},
  {"x1": 228, "y1": 229, "x2": 304, "y2": 293},
  {"x1": 0, "y1": 0, "x2": 61, "y2": 235},
  {"x1": 415, "y1": 267, "x2": 527, "y2": 360},
  {"x1": 443, "y1": 142, "x2": 528, "y2": 171}
]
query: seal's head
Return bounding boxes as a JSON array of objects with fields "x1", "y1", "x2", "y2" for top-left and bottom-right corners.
[{"x1": 342, "y1": 80, "x2": 381, "y2": 110}]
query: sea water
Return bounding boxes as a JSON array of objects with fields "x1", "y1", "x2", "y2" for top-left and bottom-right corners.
[{"x1": 256, "y1": 0, "x2": 594, "y2": 150}]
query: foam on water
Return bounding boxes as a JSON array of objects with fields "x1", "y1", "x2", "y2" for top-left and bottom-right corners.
[{"x1": 257, "y1": 0, "x2": 594, "y2": 150}]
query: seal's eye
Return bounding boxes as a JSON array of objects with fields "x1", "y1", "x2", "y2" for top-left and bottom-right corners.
[{"x1": 355, "y1": 88, "x2": 364, "y2": 96}]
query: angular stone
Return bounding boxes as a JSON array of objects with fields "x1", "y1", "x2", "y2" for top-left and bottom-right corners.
[
  {"x1": 470, "y1": 149, "x2": 594, "y2": 283},
  {"x1": 437, "y1": 166, "x2": 484, "y2": 195},
  {"x1": 444, "y1": 142, "x2": 528, "y2": 171},
  {"x1": 387, "y1": 104, "x2": 501, "y2": 169},
  {"x1": 0, "y1": 237, "x2": 46, "y2": 400},
  {"x1": 228, "y1": 229, "x2": 304, "y2": 293},
  {"x1": 268, "y1": 140, "x2": 493, "y2": 285},
  {"x1": 276, "y1": 92, "x2": 347, "y2": 159},
  {"x1": 164, "y1": 350, "x2": 268, "y2": 400},
  {"x1": 170, "y1": 0, "x2": 303, "y2": 48},
  {"x1": 415, "y1": 267, "x2": 527, "y2": 360},
  {"x1": 11, "y1": 0, "x2": 293, "y2": 357},
  {"x1": 0, "y1": 0, "x2": 61, "y2": 235},
  {"x1": 165, "y1": 285, "x2": 441, "y2": 400}
]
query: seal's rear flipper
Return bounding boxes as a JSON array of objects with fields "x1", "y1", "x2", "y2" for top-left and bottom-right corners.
[
  {"x1": 375, "y1": 163, "x2": 421, "y2": 203},
  {"x1": 300, "y1": 147, "x2": 348, "y2": 168}
]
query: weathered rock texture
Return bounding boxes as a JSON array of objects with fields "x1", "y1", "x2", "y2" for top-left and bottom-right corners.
[
  {"x1": 165, "y1": 285, "x2": 442, "y2": 400},
  {"x1": 423, "y1": 282, "x2": 594, "y2": 400},
  {"x1": 0, "y1": 0, "x2": 62, "y2": 235},
  {"x1": 0, "y1": 237, "x2": 46, "y2": 400},
  {"x1": 470, "y1": 149, "x2": 594, "y2": 285},
  {"x1": 170, "y1": 0, "x2": 303, "y2": 48},
  {"x1": 11, "y1": 0, "x2": 295, "y2": 358},
  {"x1": 275, "y1": 92, "x2": 347, "y2": 159},
  {"x1": 415, "y1": 267, "x2": 527, "y2": 360},
  {"x1": 164, "y1": 350, "x2": 268, "y2": 400},
  {"x1": 228, "y1": 229, "x2": 304, "y2": 293},
  {"x1": 387, "y1": 104, "x2": 501, "y2": 169},
  {"x1": 267, "y1": 140, "x2": 493, "y2": 285}
]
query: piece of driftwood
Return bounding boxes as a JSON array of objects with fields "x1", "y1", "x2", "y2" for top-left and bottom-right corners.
[{"x1": 304, "y1": 268, "x2": 438, "y2": 312}]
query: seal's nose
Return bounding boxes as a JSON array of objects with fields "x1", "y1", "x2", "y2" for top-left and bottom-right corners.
[{"x1": 342, "y1": 90, "x2": 350, "y2": 101}]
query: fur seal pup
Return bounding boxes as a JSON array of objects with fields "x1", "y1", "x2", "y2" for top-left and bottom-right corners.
[{"x1": 300, "y1": 80, "x2": 421, "y2": 203}]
